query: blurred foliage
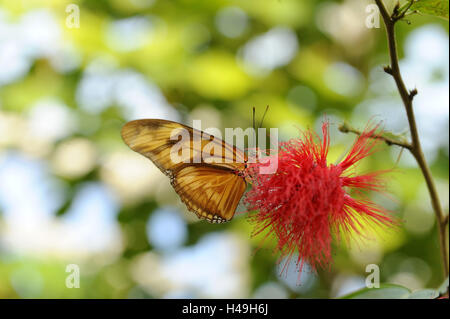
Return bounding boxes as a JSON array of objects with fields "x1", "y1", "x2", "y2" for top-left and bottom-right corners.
[
  {"x1": 0, "y1": 0, "x2": 448, "y2": 299},
  {"x1": 407, "y1": 0, "x2": 449, "y2": 20}
]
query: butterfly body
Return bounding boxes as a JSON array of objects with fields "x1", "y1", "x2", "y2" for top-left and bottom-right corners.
[{"x1": 121, "y1": 119, "x2": 248, "y2": 223}]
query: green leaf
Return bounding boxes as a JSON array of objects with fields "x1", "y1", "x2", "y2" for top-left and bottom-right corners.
[
  {"x1": 438, "y1": 276, "x2": 449, "y2": 294},
  {"x1": 409, "y1": 0, "x2": 449, "y2": 20},
  {"x1": 340, "y1": 284, "x2": 411, "y2": 299},
  {"x1": 408, "y1": 289, "x2": 439, "y2": 299}
]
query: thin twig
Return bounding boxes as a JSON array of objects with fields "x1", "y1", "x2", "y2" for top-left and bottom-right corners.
[
  {"x1": 374, "y1": 0, "x2": 448, "y2": 280},
  {"x1": 338, "y1": 123, "x2": 412, "y2": 150},
  {"x1": 392, "y1": 0, "x2": 416, "y2": 22}
]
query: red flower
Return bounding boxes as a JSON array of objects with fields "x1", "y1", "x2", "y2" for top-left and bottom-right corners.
[{"x1": 244, "y1": 122, "x2": 397, "y2": 273}]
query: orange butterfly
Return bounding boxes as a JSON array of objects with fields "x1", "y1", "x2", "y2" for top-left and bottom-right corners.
[{"x1": 121, "y1": 119, "x2": 249, "y2": 223}]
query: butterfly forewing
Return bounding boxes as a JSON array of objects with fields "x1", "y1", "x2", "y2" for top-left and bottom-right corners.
[{"x1": 121, "y1": 119, "x2": 247, "y2": 223}]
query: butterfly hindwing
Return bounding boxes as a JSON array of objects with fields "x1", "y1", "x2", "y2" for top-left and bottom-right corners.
[{"x1": 171, "y1": 164, "x2": 246, "y2": 223}]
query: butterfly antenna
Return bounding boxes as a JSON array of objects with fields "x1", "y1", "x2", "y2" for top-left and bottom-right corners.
[
  {"x1": 258, "y1": 105, "x2": 269, "y2": 130},
  {"x1": 259, "y1": 105, "x2": 269, "y2": 153},
  {"x1": 252, "y1": 106, "x2": 257, "y2": 150},
  {"x1": 252, "y1": 106, "x2": 256, "y2": 132}
]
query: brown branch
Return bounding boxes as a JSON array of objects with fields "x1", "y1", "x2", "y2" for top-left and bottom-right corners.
[
  {"x1": 338, "y1": 123, "x2": 412, "y2": 150},
  {"x1": 392, "y1": 0, "x2": 416, "y2": 22},
  {"x1": 374, "y1": 0, "x2": 448, "y2": 280}
]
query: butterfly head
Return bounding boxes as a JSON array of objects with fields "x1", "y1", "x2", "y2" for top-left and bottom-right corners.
[{"x1": 238, "y1": 160, "x2": 255, "y2": 184}]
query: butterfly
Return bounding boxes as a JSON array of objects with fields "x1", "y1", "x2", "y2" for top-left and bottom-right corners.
[{"x1": 121, "y1": 119, "x2": 250, "y2": 223}]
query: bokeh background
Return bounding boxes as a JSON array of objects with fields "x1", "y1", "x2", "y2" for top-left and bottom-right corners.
[{"x1": 0, "y1": 0, "x2": 448, "y2": 298}]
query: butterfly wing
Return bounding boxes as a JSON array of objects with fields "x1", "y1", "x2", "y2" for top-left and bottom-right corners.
[
  {"x1": 121, "y1": 119, "x2": 246, "y2": 175},
  {"x1": 121, "y1": 119, "x2": 247, "y2": 223},
  {"x1": 171, "y1": 164, "x2": 246, "y2": 223}
]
